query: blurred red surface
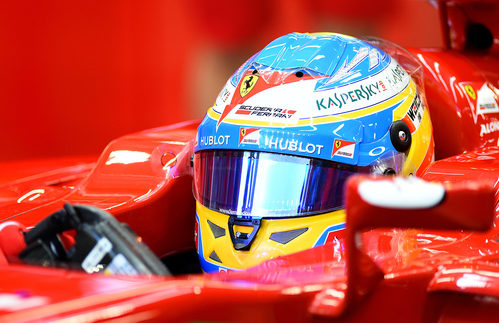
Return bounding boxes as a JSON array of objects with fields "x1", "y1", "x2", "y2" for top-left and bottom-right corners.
[{"x1": 0, "y1": 0, "x2": 441, "y2": 163}]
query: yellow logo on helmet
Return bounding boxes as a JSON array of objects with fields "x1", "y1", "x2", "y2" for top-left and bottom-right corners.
[
  {"x1": 240, "y1": 75, "x2": 259, "y2": 98},
  {"x1": 335, "y1": 140, "x2": 341, "y2": 148}
]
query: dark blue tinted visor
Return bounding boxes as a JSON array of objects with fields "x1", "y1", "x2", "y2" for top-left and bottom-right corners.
[{"x1": 193, "y1": 150, "x2": 367, "y2": 218}]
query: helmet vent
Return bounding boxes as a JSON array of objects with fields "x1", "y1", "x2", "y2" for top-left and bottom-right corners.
[
  {"x1": 270, "y1": 228, "x2": 308, "y2": 244},
  {"x1": 390, "y1": 121, "x2": 412, "y2": 152},
  {"x1": 295, "y1": 71, "x2": 304, "y2": 78},
  {"x1": 228, "y1": 217, "x2": 261, "y2": 251},
  {"x1": 207, "y1": 220, "x2": 226, "y2": 238},
  {"x1": 209, "y1": 251, "x2": 222, "y2": 263}
]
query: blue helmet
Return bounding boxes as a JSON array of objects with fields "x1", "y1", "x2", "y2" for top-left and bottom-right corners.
[{"x1": 192, "y1": 32, "x2": 434, "y2": 272}]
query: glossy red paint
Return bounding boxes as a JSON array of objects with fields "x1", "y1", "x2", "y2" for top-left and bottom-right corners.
[
  {"x1": 410, "y1": 0, "x2": 499, "y2": 160},
  {"x1": 0, "y1": 175, "x2": 498, "y2": 322},
  {"x1": 423, "y1": 147, "x2": 499, "y2": 204},
  {"x1": 0, "y1": 120, "x2": 199, "y2": 258},
  {"x1": 409, "y1": 48, "x2": 499, "y2": 159},
  {"x1": 0, "y1": 2, "x2": 499, "y2": 322},
  {"x1": 429, "y1": 262, "x2": 499, "y2": 298},
  {"x1": 0, "y1": 222, "x2": 26, "y2": 264}
]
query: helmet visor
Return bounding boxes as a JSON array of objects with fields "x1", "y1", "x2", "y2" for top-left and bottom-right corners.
[{"x1": 193, "y1": 150, "x2": 366, "y2": 218}]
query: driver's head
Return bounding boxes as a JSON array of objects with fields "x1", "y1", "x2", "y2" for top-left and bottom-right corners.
[{"x1": 193, "y1": 32, "x2": 434, "y2": 272}]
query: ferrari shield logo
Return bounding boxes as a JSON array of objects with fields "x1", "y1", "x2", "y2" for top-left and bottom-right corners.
[
  {"x1": 240, "y1": 75, "x2": 259, "y2": 97},
  {"x1": 464, "y1": 84, "x2": 476, "y2": 100},
  {"x1": 238, "y1": 127, "x2": 260, "y2": 145},
  {"x1": 332, "y1": 138, "x2": 355, "y2": 159}
]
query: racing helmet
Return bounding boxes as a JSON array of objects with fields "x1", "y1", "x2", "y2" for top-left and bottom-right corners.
[{"x1": 193, "y1": 32, "x2": 434, "y2": 272}]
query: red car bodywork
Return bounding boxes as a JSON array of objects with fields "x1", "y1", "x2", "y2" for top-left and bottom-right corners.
[{"x1": 1, "y1": 1, "x2": 499, "y2": 322}]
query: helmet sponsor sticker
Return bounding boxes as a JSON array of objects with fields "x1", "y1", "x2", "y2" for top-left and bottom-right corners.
[
  {"x1": 240, "y1": 74, "x2": 259, "y2": 97},
  {"x1": 229, "y1": 104, "x2": 299, "y2": 123},
  {"x1": 264, "y1": 135, "x2": 324, "y2": 155},
  {"x1": 332, "y1": 139, "x2": 355, "y2": 158},
  {"x1": 239, "y1": 127, "x2": 261, "y2": 145},
  {"x1": 314, "y1": 59, "x2": 409, "y2": 116},
  {"x1": 316, "y1": 80, "x2": 388, "y2": 111},
  {"x1": 402, "y1": 93, "x2": 424, "y2": 133},
  {"x1": 386, "y1": 63, "x2": 409, "y2": 90},
  {"x1": 198, "y1": 135, "x2": 231, "y2": 147}
]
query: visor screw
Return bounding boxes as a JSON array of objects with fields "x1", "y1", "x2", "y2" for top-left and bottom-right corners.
[{"x1": 399, "y1": 131, "x2": 407, "y2": 142}]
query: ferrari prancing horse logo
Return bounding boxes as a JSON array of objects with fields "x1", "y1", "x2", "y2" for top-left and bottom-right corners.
[
  {"x1": 240, "y1": 75, "x2": 259, "y2": 98},
  {"x1": 332, "y1": 138, "x2": 355, "y2": 159},
  {"x1": 464, "y1": 84, "x2": 476, "y2": 100}
]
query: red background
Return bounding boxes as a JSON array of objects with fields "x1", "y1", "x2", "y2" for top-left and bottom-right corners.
[{"x1": 0, "y1": 0, "x2": 441, "y2": 163}]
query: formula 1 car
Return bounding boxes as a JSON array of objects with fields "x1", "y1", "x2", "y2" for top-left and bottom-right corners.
[{"x1": 1, "y1": 1, "x2": 499, "y2": 322}]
